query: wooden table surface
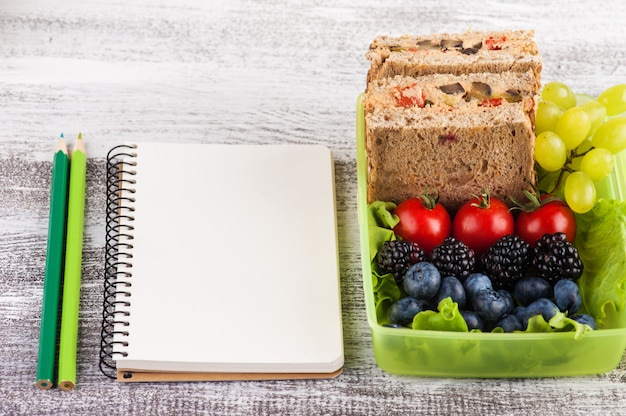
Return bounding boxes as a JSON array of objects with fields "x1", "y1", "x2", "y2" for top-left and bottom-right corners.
[{"x1": 2, "y1": 0, "x2": 626, "y2": 414}]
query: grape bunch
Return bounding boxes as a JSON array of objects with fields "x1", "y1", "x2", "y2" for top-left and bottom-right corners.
[{"x1": 534, "y1": 82, "x2": 626, "y2": 213}]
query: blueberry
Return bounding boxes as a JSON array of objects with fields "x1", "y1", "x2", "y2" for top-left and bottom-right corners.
[
  {"x1": 463, "y1": 272, "x2": 492, "y2": 304},
  {"x1": 513, "y1": 277, "x2": 552, "y2": 306},
  {"x1": 421, "y1": 297, "x2": 438, "y2": 311},
  {"x1": 553, "y1": 279, "x2": 582, "y2": 314},
  {"x1": 387, "y1": 296, "x2": 425, "y2": 327},
  {"x1": 513, "y1": 305, "x2": 527, "y2": 321},
  {"x1": 436, "y1": 276, "x2": 466, "y2": 309},
  {"x1": 461, "y1": 310, "x2": 484, "y2": 331},
  {"x1": 472, "y1": 289, "x2": 510, "y2": 322},
  {"x1": 403, "y1": 262, "x2": 441, "y2": 300},
  {"x1": 495, "y1": 313, "x2": 523, "y2": 332},
  {"x1": 570, "y1": 313, "x2": 598, "y2": 330},
  {"x1": 522, "y1": 298, "x2": 559, "y2": 328},
  {"x1": 497, "y1": 290, "x2": 515, "y2": 315}
]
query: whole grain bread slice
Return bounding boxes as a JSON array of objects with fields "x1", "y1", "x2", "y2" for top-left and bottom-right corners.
[
  {"x1": 364, "y1": 72, "x2": 538, "y2": 211},
  {"x1": 366, "y1": 30, "x2": 542, "y2": 86}
]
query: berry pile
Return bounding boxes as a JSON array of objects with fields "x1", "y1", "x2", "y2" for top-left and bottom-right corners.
[{"x1": 379, "y1": 232, "x2": 595, "y2": 332}]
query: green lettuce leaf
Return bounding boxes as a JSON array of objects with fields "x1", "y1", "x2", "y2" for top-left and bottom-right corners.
[
  {"x1": 373, "y1": 271, "x2": 402, "y2": 324},
  {"x1": 516, "y1": 312, "x2": 592, "y2": 338},
  {"x1": 575, "y1": 198, "x2": 626, "y2": 329},
  {"x1": 367, "y1": 200, "x2": 398, "y2": 262},
  {"x1": 547, "y1": 312, "x2": 594, "y2": 339},
  {"x1": 368, "y1": 201, "x2": 402, "y2": 324},
  {"x1": 411, "y1": 297, "x2": 468, "y2": 332}
]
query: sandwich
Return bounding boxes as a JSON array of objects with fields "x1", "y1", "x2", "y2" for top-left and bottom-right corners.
[
  {"x1": 363, "y1": 70, "x2": 539, "y2": 211},
  {"x1": 366, "y1": 30, "x2": 542, "y2": 86}
]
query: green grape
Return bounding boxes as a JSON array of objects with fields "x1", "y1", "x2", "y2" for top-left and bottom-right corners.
[
  {"x1": 576, "y1": 93, "x2": 595, "y2": 105},
  {"x1": 542, "y1": 81, "x2": 576, "y2": 109},
  {"x1": 535, "y1": 101, "x2": 564, "y2": 134},
  {"x1": 576, "y1": 138, "x2": 594, "y2": 154},
  {"x1": 554, "y1": 106, "x2": 591, "y2": 149},
  {"x1": 597, "y1": 84, "x2": 626, "y2": 116},
  {"x1": 564, "y1": 171, "x2": 597, "y2": 213},
  {"x1": 534, "y1": 131, "x2": 567, "y2": 172},
  {"x1": 569, "y1": 156, "x2": 582, "y2": 171},
  {"x1": 579, "y1": 147, "x2": 614, "y2": 181},
  {"x1": 591, "y1": 117, "x2": 626, "y2": 154},
  {"x1": 580, "y1": 100, "x2": 607, "y2": 137},
  {"x1": 570, "y1": 139, "x2": 593, "y2": 170}
]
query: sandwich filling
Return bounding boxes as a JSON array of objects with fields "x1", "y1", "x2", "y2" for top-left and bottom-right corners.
[{"x1": 364, "y1": 72, "x2": 537, "y2": 114}]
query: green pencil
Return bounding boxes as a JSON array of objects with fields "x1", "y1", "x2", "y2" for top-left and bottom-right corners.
[
  {"x1": 57, "y1": 134, "x2": 87, "y2": 391},
  {"x1": 36, "y1": 136, "x2": 69, "y2": 390}
]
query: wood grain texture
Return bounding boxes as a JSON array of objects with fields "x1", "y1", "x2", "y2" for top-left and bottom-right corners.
[{"x1": 1, "y1": 0, "x2": 625, "y2": 414}]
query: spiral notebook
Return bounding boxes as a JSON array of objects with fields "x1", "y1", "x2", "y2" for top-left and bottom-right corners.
[{"x1": 99, "y1": 142, "x2": 344, "y2": 382}]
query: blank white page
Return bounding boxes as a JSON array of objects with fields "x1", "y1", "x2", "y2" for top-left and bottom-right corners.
[{"x1": 113, "y1": 143, "x2": 343, "y2": 374}]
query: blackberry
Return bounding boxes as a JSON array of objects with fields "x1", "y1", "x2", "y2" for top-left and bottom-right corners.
[
  {"x1": 481, "y1": 235, "x2": 532, "y2": 290},
  {"x1": 532, "y1": 232, "x2": 583, "y2": 284},
  {"x1": 377, "y1": 240, "x2": 425, "y2": 285},
  {"x1": 429, "y1": 237, "x2": 475, "y2": 281}
]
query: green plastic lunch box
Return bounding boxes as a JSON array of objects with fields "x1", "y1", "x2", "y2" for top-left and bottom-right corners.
[{"x1": 356, "y1": 95, "x2": 626, "y2": 377}]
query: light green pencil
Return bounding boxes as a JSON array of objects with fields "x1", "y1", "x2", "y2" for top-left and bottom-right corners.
[
  {"x1": 36, "y1": 136, "x2": 69, "y2": 390},
  {"x1": 57, "y1": 133, "x2": 87, "y2": 391}
]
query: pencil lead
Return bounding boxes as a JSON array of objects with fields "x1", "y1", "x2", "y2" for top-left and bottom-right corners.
[
  {"x1": 77, "y1": 132, "x2": 83, "y2": 140},
  {"x1": 60, "y1": 132, "x2": 64, "y2": 139}
]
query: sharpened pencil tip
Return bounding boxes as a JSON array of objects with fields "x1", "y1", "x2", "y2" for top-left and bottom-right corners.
[
  {"x1": 56, "y1": 137, "x2": 68, "y2": 154},
  {"x1": 73, "y1": 133, "x2": 85, "y2": 154},
  {"x1": 60, "y1": 132, "x2": 64, "y2": 139}
]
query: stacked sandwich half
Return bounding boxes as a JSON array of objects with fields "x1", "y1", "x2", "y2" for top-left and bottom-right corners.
[{"x1": 363, "y1": 30, "x2": 543, "y2": 211}]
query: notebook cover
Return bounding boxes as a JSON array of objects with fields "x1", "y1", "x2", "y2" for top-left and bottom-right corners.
[{"x1": 101, "y1": 143, "x2": 344, "y2": 380}]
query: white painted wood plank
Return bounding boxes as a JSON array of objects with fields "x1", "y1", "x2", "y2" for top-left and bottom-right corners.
[{"x1": 1, "y1": 0, "x2": 625, "y2": 414}]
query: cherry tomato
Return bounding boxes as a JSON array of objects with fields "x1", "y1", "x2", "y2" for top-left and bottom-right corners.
[
  {"x1": 393, "y1": 194, "x2": 452, "y2": 255},
  {"x1": 394, "y1": 83, "x2": 425, "y2": 108},
  {"x1": 515, "y1": 197, "x2": 576, "y2": 247},
  {"x1": 485, "y1": 35, "x2": 506, "y2": 50},
  {"x1": 478, "y1": 98, "x2": 503, "y2": 107},
  {"x1": 453, "y1": 191, "x2": 514, "y2": 257}
]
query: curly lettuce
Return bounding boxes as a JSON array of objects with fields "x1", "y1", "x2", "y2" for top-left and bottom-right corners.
[
  {"x1": 575, "y1": 198, "x2": 626, "y2": 329},
  {"x1": 412, "y1": 298, "x2": 468, "y2": 332},
  {"x1": 367, "y1": 200, "x2": 398, "y2": 261}
]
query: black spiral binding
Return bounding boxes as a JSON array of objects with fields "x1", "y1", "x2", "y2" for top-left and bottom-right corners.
[{"x1": 99, "y1": 144, "x2": 138, "y2": 379}]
